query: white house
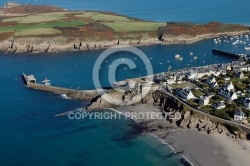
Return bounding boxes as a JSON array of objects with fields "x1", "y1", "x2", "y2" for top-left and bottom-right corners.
[
  {"x1": 218, "y1": 88, "x2": 238, "y2": 100},
  {"x1": 179, "y1": 89, "x2": 195, "y2": 100},
  {"x1": 199, "y1": 96, "x2": 210, "y2": 106},
  {"x1": 218, "y1": 82, "x2": 237, "y2": 100},
  {"x1": 240, "y1": 64, "x2": 250, "y2": 71},
  {"x1": 161, "y1": 79, "x2": 176, "y2": 85},
  {"x1": 211, "y1": 69, "x2": 221, "y2": 77},
  {"x1": 236, "y1": 72, "x2": 244, "y2": 79},
  {"x1": 212, "y1": 101, "x2": 226, "y2": 110},
  {"x1": 219, "y1": 63, "x2": 231, "y2": 71},
  {"x1": 196, "y1": 69, "x2": 210, "y2": 78},
  {"x1": 220, "y1": 70, "x2": 227, "y2": 75},
  {"x1": 223, "y1": 82, "x2": 234, "y2": 91},
  {"x1": 244, "y1": 98, "x2": 250, "y2": 109},
  {"x1": 234, "y1": 109, "x2": 245, "y2": 121},
  {"x1": 186, "y1": 70, "x2": 198, "y2": 80},
  {"x1": 206, "y1": 76, "x2": 216, "y2": 84},
  {"x1": 174, "y1": 74, "x2": 185, "y2": 81},
  {"x1": 206, "y1": 77, "x2": 219, "y2": 88}
]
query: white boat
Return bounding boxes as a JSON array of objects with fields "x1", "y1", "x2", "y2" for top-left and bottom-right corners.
[
  {"x1": 175, "y1": 54, "x2": 180, "y2": 58},
  {"x1": 244, "y1": 47, "x2": 250, "y2": 50},
  {"x1": 194, "y1": 56, "x2": 198, "y2": 60},
  {"x1": 190, "y1": 52, "x2": 193, "y2": 55},
  {"x1": 42, "y1": 77, "x2": 51, "y2": 86}
]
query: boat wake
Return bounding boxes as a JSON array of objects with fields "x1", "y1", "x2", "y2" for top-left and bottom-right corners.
[{"x1": 54, "y1": 107, "x2": 86, "y2": 117}]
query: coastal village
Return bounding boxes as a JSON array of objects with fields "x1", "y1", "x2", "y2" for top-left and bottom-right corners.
[
  {"x1": 103, "y1": 39, "x2": 250, "y2": 140},
  {"x1": 121, "y1": 52, "x2": 250, "y2": 124}
]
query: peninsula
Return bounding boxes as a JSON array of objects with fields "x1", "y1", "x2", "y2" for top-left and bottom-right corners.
[{"x1": 0, "y1": 2, "x2": 249, "y2": 54}]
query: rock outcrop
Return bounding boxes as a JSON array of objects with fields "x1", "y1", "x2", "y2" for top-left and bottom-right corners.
[
  {"x1": 4, "y1": 2, "x2": 19, "y2": 8},
  {"x1": 152, "y1": 92, "x2": 247, "y2": 140},
  {"x1": 171, "y1": 110, "x2": 246, "y2": 140}
]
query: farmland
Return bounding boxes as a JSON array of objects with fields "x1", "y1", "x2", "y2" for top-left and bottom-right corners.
[{"x1": 0, "y1": 6, "x2": 166, "y2": 41}]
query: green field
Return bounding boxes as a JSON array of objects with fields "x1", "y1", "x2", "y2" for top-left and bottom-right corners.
[
  {"x1": 2, "y1": 12, "x2": 68, "y2": 23},
  {"x1": 91, "y1": 13, "x2": 131, "y2": 22},
  {"x1": 0, "y1": 21, "x2": 84, "y2": 36},
  {"x1": 0, "y1": 11, "x2": 166, "y2": 39},
  {"x1": 76, "y1": 12, "x2": 166, "y2": 31},
  {"x1": 104, "y1": 21, "x2": 166, "y2": 31}
]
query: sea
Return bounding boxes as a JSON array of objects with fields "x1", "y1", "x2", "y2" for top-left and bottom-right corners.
[{"x1": 0, "y1": 0, "x2": 250, "y2": 165}]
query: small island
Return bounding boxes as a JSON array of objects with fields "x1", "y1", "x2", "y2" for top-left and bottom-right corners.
[{"x1": 0, "y1": 2, "x2": 249, "y2": 54}]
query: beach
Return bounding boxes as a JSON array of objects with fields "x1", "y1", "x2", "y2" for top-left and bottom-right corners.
[{"x1": 116, "y1": 104, "x2": 250, "y2": 166}]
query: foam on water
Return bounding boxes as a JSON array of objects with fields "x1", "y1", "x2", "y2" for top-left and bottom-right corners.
[{"x1": 60, "y1": 94, "x2": 71, "y2": 100}]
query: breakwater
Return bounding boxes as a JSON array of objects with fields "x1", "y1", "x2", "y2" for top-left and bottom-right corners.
[
  {"x1": 212, "y1": 48, "x2": 240, "y2": 57},
  {"x1": 22, "y1": 73, "x2": 100, "y2": 101},
  {"x1": 212, "y1": 48, "x2": 249, "y2": 59}
]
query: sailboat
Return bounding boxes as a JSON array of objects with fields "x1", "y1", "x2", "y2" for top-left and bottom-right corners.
[{"x1": 42, "y1": 77, "x2": 51, "y2": 86}]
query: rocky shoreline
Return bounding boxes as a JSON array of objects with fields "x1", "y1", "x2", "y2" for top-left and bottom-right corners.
[
  {"x1": 87, "y1": 90, "x2": 247, "y2": 140},
  {"x1": 0, "y1": 30, "x2": 249, "y2": 54},
  {"x1": 0, "y1": 2, "x2": 249, "y2": 54}
]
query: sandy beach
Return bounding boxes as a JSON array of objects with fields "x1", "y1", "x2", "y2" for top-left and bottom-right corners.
[{"x1": 116, "y1": 104, "x2": 250, "y2": 166}]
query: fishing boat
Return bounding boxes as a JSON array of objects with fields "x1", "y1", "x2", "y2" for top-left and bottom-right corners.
[{"x1": 42, "y1": 77, "x2": 51, "y2": 86}]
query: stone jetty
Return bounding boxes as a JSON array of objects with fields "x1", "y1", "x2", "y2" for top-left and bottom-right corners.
[{"x1": 22, "y1": 73, "x2": 100, "y2": 101}]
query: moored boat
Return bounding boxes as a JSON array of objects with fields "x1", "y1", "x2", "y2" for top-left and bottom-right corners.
[
  {"x1": 175, "y1": 54, "x2": 180, "y2": 58},
  {"x1": 244, "y1": 46, "x2": 250, "y2": 50}
]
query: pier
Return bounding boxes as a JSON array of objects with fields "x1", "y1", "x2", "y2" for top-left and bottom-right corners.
[
  {"x1": 212, "y1": 48, "x2": 240, "y2": 58},
  {"x1": 22, "y1": 73, "x2": 100, "y2": 101},
  {"x1": 212, "y1": 48, "x2": 249, "y2": 59}
]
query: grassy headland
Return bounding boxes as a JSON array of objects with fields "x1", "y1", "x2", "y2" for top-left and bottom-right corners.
[{"x1": 0, "y1": 2, "x2": 249, "y2": 53}]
